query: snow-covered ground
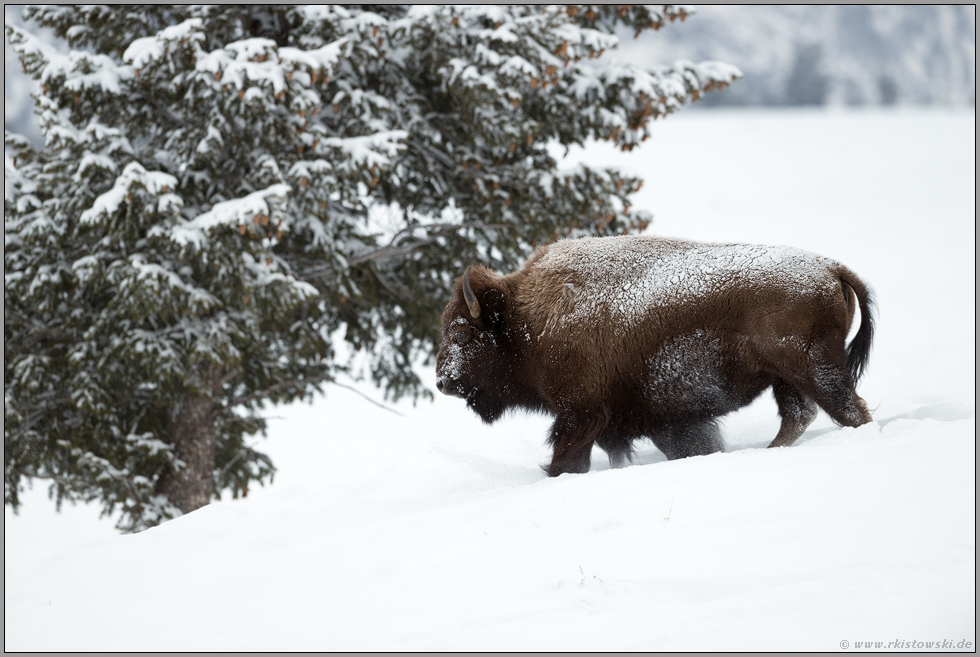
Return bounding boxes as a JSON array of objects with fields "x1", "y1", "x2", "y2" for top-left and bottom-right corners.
[{"x1": 5, "y1": 108, "x2": 975, "y2": 651}]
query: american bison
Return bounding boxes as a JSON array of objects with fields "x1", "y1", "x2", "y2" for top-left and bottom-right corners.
[{"x1": 435, "y1": 235, "x2": 875, "y2": 476}]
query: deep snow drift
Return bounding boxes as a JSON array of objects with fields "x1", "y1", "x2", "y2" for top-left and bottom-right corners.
[{"x1": 5, "y1": 108, "x2": 975, "y2": 651}]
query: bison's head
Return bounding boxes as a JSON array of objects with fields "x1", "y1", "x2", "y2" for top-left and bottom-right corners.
[{"x1": 435, "y1": 265, "x2": 517, "y2": 423}]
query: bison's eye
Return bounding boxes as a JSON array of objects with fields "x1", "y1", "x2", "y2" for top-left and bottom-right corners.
[{"x1": 454, "y1": 330, "x2": 469, "y2": 343}]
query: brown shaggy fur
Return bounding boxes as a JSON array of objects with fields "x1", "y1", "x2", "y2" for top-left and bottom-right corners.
[{"x1": 435, "y1": 235, "x2": 875, "y2": 476}]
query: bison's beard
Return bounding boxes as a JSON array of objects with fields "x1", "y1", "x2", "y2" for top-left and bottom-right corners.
[{"x1": 466, "y1": 387, "x2": 507, "y2": 424}]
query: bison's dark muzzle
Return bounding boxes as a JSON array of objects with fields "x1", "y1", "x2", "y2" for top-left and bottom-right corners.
[{"x1": 435, "y1": 377, "x2": 463, "y2": 398}]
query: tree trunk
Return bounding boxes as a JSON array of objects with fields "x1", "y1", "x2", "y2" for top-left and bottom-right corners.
[{"x1": 156, "y1": 394, "x2": 217, "y2": 514}]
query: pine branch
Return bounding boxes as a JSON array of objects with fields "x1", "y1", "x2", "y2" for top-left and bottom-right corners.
[
  {"x1": 215, "y1": 446, "x2": 249, "y2": 482},
  {"x1": 297, "y1": 220, "x2": 510, "y2": 281},
  {"x1": 345, "y1": 221, "x2": 512, "y2": 267},
  {"x1": 10, "y1": 466, "x2": 145, "y2": 513}
]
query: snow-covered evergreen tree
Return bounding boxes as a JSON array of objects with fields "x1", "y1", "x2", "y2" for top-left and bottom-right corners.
[{"x1": 5, "y1": 5, "x2": 740, "y2": 531}]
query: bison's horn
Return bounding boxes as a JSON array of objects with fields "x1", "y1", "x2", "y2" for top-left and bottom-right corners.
[{"x1": 462, "y1": 266, "x2": 481, "y2": 319}]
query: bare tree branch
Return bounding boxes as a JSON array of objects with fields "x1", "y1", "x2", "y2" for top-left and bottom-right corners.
[
  {"x1": 228, "y1": 374, "x2": 404, "y2": 416},
  {"x1": 229, "y1": 373, "x2": 335, "y2": 408},
  {"x1": 330, "y1": 381, "x2": 405, "y2": 416}
]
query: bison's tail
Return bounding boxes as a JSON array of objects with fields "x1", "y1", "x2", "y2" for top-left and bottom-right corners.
[{"x1": 839, "y1": 267, "x2": 875, "y2": 387}]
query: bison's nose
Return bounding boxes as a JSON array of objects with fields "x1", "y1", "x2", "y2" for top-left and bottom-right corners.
[{"x1": 436, "y1": 377, "x2": 463, "y2": 398}]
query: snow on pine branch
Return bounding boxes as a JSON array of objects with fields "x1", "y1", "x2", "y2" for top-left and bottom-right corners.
[
  {"x1": 548, "y1": 22, "x2": 619, "y2": 55},
  {"x1": 58, "y1": 437, "x2": 183, "y2": 532},
  {"x1": 195, "y1": 38, "x2": 346, "y2": 96},
  {"x1": 415, "y1": 5, "x2": 740, "y2": 153},
  {"x1": 569, "y1": 58, "x2": 742, "y2": 111},
  {"x1": 126, "y1": 19, "x2": 346, "y2": 98},
  {"x1": 42, "y1": 119, "x2": 134, "y2": 156},
  {"x1": 5, "y1": 22, "x2": 132, "y2": 94},
  {"x1": 318, "y1": 131, "x2": 409, "y2": 172},
  {"x1": 666, "y1": 58, "x2": 744, "y2": 100},
  {"x1": 279, "y1": 40, "x2": 348, "y2": 76},
  {"x1": 170, "y1": 184, "x2": 291, "y2": 249},
  {"x1": 125, "y1": 255, "x2": 219, "y2": 313},
  {"x1": 79, "y1": 162, "x2": 178, "y2": 225},
  {"x1": 123, "y1": 17, "x2": 206, "y2": 70},
  {"x1": 532, "y1": 163, "x2": 629, "y2": 199},
  {"x1": 196, "y1": 38, "x2": 288, "y2": 95},
  {"x1": 242, "y1": 253, "x2": 319, "y2": 300}
]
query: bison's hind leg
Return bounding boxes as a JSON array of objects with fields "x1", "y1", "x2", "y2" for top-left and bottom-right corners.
[
  {"x1": 772, "y1": 339, "x2": 873, "y2": 443},
  {"x1": 795, "y1": 357, "x2": 873, "y2": 430},
  {"x1": 769, "y1": 380, "x2": 819, "y2": 448},
  {"x1": 653, "y1": 419, "x2": 724, "y2": 460}
]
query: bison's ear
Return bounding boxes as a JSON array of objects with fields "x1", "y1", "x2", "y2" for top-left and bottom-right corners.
[
  {"x1": 462, "y1": 266, "x2": 482, "y2": 319},
  {"x1": 460, "y1": 265, "x2": 507, "y2": 329}
]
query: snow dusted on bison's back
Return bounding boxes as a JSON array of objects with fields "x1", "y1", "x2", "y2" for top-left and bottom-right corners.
[{"x1": 531, "y1": 235, "x2": 843, "y2": 327}]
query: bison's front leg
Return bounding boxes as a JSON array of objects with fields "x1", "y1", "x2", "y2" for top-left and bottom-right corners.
[
  {"x1": 594, "y1": 434, "x2": 632, "y2": 469},
  {"x1": 546, "y1": 411, "x2": 602, "y2": 476}
]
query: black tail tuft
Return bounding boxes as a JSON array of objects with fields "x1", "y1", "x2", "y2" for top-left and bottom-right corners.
[{"x1": 841, "y1": 271, "x2": 875, "y2": 386}]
